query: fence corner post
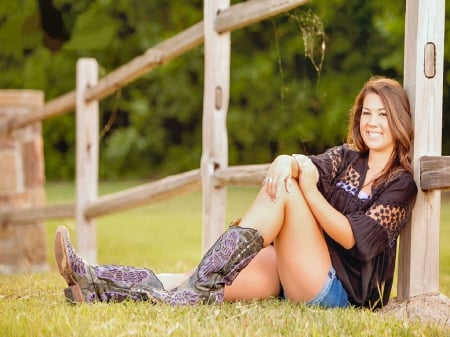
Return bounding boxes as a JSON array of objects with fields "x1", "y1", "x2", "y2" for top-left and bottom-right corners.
[
  {"x1": 76, "y1": 58, "x2": 99, "y2": 263},
  {"x1": 398, "y1": 0, "x2": 445, "y2": 300}
]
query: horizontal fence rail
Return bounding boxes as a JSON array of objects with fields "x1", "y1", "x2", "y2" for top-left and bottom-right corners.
[
  {"x1": 215, "y1": 0, "x2": 309, "y2": 33},
  {"x1": 0, "y1": 203, "x2": 74, "y2": 226},
  {"x1": 0, "y1": 0, "x2": 310, "y2": 135},
  {"x1": 84, "y1": 169, "x2": 202, "y2": 219},
  {"x1": 84, "y1": 22, "x2": 204, "y2": 103},
  {"x1": 0, "y1": 165, "x2": 271, "y2": 225},
  {"x1": 420, "y1": 156, "x2": 450, "y2": 190},
  {"x1": 213, "y1": 164, "x2": 270, "y2": 186},
  {"x1": 0, "y1": 91, "x2": 76, "y2": 134},
  {"x1": 2, "y1": 154, "x2": 450, "y2": 226}
]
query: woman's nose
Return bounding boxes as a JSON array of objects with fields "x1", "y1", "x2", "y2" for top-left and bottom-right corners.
[{"x1": 368, "y1": 114, "x2": 379, "y2": 125}]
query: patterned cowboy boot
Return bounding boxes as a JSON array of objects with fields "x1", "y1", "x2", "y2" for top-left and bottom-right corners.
[
  {"x1": 145, "y1": 224, "x2": 264, "y2": 305},
  {"x1": 54, "y1": 225, "x2": 164, "y2": 303}
]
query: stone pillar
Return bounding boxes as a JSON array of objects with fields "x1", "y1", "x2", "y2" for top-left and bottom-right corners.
[{"x1": 0, "y1": 90, "x2": 48, "y2": 273}]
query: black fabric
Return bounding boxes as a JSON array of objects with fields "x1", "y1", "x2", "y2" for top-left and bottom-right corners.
[{"x1": 309, "y1": 145, "x2": 417, "y2": 309}]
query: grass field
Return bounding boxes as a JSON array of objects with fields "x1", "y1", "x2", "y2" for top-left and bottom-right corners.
[{"x1": 1, "y1": 182, "x2": 449, "y2": 336}]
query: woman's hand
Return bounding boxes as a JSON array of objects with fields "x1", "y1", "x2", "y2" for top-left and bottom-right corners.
[
  {"x1": 263, "y1": 155, "x2": 294, "y2": 201},
  {"x1": 293, "y1": 154, "x2": 319, "y2": 192}
]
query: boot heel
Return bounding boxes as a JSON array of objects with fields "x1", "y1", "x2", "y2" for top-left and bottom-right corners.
[{"x1": 64, "y1": 285, "x2": 84, "y2": 304}]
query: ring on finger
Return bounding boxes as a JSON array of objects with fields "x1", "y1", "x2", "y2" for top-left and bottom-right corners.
[{"x1": 266, "y1": 177, "x2": 273, "y2": 183}]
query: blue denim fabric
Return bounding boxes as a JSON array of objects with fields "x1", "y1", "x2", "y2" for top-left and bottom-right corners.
[{"x1": 305, "y1": 267, "x2": 349, "y2": 308}]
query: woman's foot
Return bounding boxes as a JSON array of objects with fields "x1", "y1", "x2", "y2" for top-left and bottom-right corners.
[{"x1": 54, "y1": 225, "x2": 165, "y2": 303}]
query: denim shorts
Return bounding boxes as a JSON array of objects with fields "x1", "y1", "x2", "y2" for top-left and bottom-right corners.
[
  {"x1": 305, "y1": 267, "x2": 349, "y2": 308},
  {"x1": 280, "y1": 267, "x2": 349, "y2": 308}
]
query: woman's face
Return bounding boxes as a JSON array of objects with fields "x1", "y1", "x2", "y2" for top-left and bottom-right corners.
[{"x1": 359, "y1": 93, "x2": 395, "y2": 155}]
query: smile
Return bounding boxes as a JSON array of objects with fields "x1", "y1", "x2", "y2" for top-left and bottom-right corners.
[{"x1": 366, "y1": 131, "x2": 382, "y2": 139}]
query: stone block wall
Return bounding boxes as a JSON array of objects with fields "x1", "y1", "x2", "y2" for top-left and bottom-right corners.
[{"x1": 0, "y1": 90, "x2": 49, "y2": 273}]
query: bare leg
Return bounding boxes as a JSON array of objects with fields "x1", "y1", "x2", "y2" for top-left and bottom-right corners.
[
  {"x1": 155, "y1": 246, "x2": 280, "y2": 300},
  {"x1": 224, "y1": 246, "x2": 280, "y2": 301},
  {"x1": 147, "y1": 180, "x2": 329, "y2": 305},
  {"x1": 156, "y1": 271, "x2": 192, "y2": 290},
  {"x1": 157, "y1": 181, "x2": 330, "y2": 303},
  {"x1": 238, "y1": 180, "x2": 331, "y2": 302}
]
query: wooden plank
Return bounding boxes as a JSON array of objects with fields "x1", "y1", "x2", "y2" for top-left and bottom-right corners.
[
  {"x1": 398, "y1": 0, "x2": 445, "y2": 300},
  {"x1": 84, "y1": 169, "x2": 201, "y2": 219},
  {"x1": 201, "y1": 0, "x2": 230, "y2": 252},
  {"x1": 213, "y1": 164, "x2": 270, "y2": 186},
  {"x1": 0, "y1": 91, "x2": 76, "y2": 134},
  {"x1": 420, "y1": 156, "x2": 450, "y2": 190},
  {"x1": 215, "y1": 0, "x2": 310, "y2": 33},
  {"x1": 85, "y1": 22, "x2": 204, "y2": 103},
  {"x1": 75, "y1": 59, "x2": 99, "y2": 264},
  {"x1": 0, "y1": 171, "x2": 200, "y2": 224},
  {"x1": 0, "y1": 165, "x2": 268, "y2": 225},
  {"x1": 0, "y1": 203, "x2": 75, "y2": 225}
]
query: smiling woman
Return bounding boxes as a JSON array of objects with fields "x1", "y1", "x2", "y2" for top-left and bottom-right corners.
[
  {"x1": 347, "y1": 77, "x2": 414, "y2": 190},
  {"x1": 53, "y1": 76, "x2": 418, "y2": 311}
]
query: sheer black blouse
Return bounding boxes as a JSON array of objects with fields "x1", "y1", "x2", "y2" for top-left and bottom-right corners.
[{"x1": 309, "y1": 144, "x2": 417, "y2": 309}]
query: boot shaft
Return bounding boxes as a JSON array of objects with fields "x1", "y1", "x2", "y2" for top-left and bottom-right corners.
[
  {"x1": 196, "y1": 226, "x2": 264, "y2": 290},
  {"x1": 147, "y1": 225, "x2": 264, "y2": 305},
  {"x1": 91, "y1": 265, "x2": 164, "y2": 302},
  {"x1": 94, "y1": 265, "x2": 164, "y2": 290}
]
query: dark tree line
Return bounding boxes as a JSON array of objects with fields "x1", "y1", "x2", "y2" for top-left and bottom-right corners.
[{"x1": 0, "y1": 1, "x2": 448, "y2": 180}]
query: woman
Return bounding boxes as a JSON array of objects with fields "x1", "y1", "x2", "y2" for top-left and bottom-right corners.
[{"x1": 54, "y1": 76, "x2": 417, "y2": 309}]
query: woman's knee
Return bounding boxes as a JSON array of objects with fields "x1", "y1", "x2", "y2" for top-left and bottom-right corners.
[{"x1": 224, "y1": 246, "x2": 280, "y2": 301}]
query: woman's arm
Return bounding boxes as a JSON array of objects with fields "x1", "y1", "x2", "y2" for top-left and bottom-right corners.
[{"x1": 293, "y1": 155, "x2": 355, "y2": 249}]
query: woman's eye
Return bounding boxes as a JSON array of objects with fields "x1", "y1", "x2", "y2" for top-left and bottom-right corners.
[{"x1": 362, "y1": 110, "x2": 370, "y2": 115}]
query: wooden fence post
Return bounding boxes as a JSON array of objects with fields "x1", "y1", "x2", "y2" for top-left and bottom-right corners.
[
  {"x1": 0, "y1": 90, "x2": 48, "y2": 273},
  {"x1": 76, "y1": 59, "x2": 99, "y2": 263},
  {"x1": 201, "y1": 0, "x2": 231, "y2": 251},
  {"x1": 398, "y1": 0, "x2": 445, "y2": 299}
]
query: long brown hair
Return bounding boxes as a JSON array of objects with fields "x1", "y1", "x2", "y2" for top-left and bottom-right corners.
[{"x1": 347, "y1": 76, "x2": 414, "y2": 186}]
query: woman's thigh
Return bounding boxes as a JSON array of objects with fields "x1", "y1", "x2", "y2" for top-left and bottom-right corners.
[
  {"x1": 235, "y1": 183, "x2": 332, "y2": 303},
  {"x1": 157, "y1": 246, "x2": 280, "y2": 300},
  {"x1": 274, "y1": 184, "x2": 332, "y2": 302},
  {"x1": 224, "y1": 245, "x2": 280, "y2": 301}
]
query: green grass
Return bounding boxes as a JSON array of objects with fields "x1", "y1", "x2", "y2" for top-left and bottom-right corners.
[{"x1": 1, "y1": 182, "x2": 449, "y2": 336}]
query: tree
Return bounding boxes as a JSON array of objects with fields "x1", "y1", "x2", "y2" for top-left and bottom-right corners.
[{"x1": 0, "y1": 1, "x2": 447, "y2": 180}]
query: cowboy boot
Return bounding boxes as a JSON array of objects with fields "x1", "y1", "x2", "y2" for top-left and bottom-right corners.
[
  {"x1": 54, "y1": 225, "x2": 164, "y2": 303},
  {"x1": 145, "y1": 224, "x2": 264, "y2": 305}
]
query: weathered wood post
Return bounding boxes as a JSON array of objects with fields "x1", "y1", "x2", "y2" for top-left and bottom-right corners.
[
  {"x1": 398, "y1": 0, "x2": 445, "y2": 300},
  {"x1": 76, "y1": 59, "x2": 99, "y2": 263},
  {"x1": 0, "y1": 90, "x2": 48, "y2": 273},
  {"x1": 201, "y1": 0, "x2": 231, "y2": 251}
]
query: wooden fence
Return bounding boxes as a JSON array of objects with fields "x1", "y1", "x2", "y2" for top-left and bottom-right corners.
[{"x1": 0, "y1": 0, "x2": 449, "y2": 303}]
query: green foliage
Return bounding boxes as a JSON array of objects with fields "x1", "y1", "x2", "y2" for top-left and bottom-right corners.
[
  {"x1": 63, "y1": 8, "x2": 118, "y2": 51},
  {"x1": 0, "y1": 1, "x2": 448, "y2": 179}
]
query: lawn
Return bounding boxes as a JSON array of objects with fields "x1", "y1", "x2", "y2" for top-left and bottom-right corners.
[{"x1": 1, "y1": 182, "x2": 449, "y2": 336}]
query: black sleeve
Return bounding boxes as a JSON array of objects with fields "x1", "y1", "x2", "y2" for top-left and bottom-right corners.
[
  {"x1": 309, "y1": 145, "x2": 346, "y2": 193},
  {"x1": 346, "y1": 174, "x2": 417, "y2": 262}
]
